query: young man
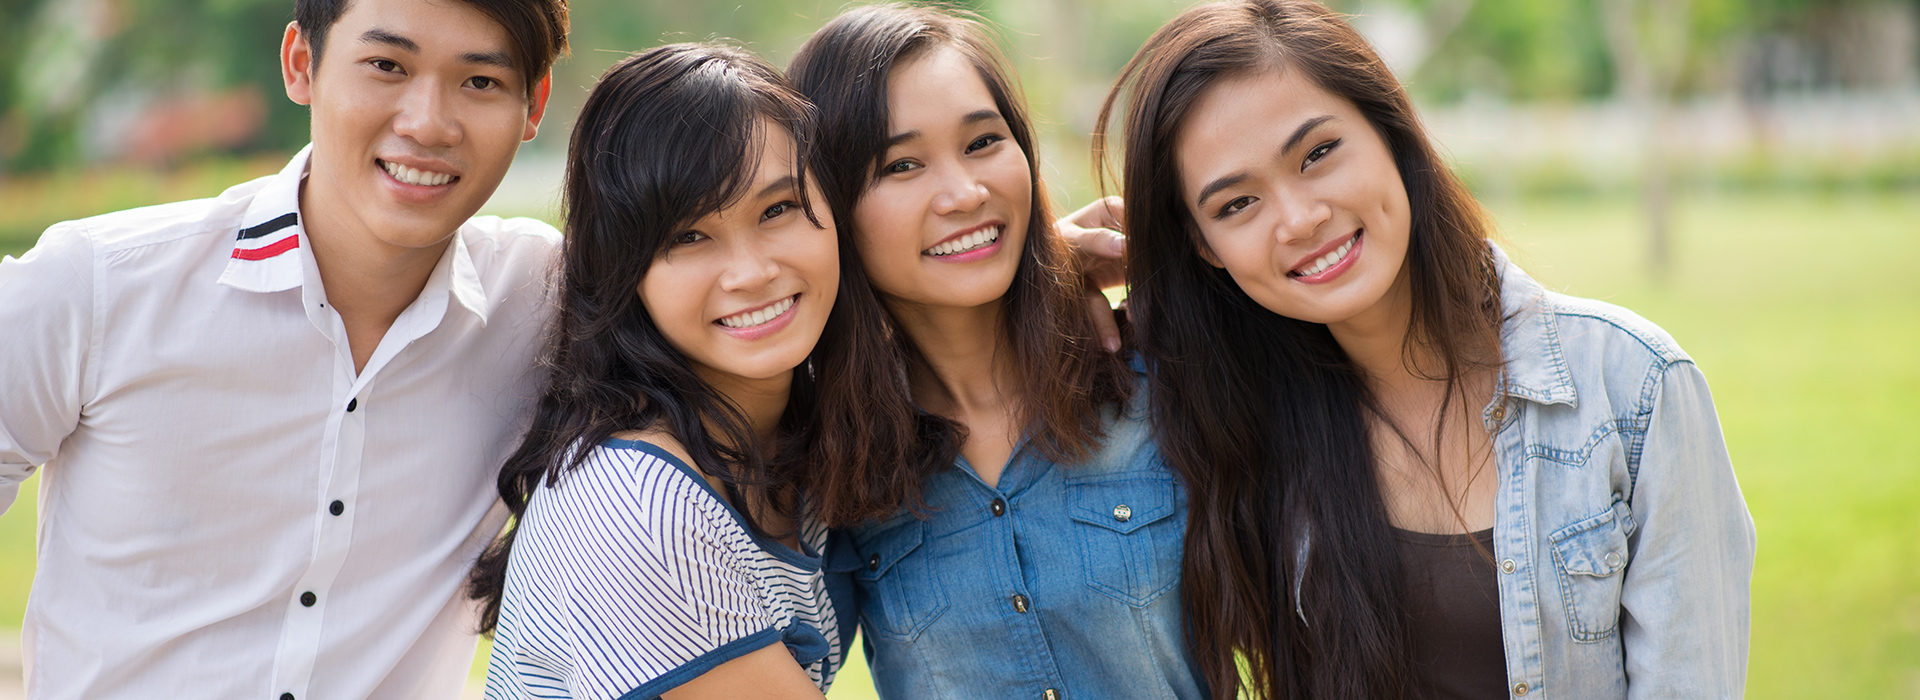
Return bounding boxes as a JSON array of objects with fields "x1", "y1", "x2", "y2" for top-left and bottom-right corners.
[{"x1": 0, "y1": 0, "x2": 566, "y2": 697}]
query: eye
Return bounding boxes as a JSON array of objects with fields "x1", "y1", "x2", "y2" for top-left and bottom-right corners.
[
  {"x1": 1304, "y1": 139, "x2": 1341, "y2": 169},
  {"x1": 762, "y1": 201, "x2": 798, "y2": 222},
  {"x1": 370, "y1": 59, "x2": 403, "y2": 74},
  {"x1": 467, "y1": 76, "x2": 497, "y2": 90},
  {"x1": 1216, "y1": 195, "x2": 1256, "y2": 220},
  {"x1": 883, "y1": 159, "x2": 921, "y2": 175},
  {"x1": 965, "y1": 134, "x2": 1005, "y2": 154},
  {"x1": 669, "y1": 230, "x2": 707, "y2": 247}
]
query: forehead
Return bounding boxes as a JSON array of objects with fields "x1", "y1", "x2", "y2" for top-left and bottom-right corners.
[
  {"x1": 1173, "y1": 68, "x2": 1353, "y2": 189},
  {"x1": 885, "y1": 47, "x2": 998, "y2": 132},
  {"x1": 330, "y1": 0, "x2": 512, "y2": 55}
]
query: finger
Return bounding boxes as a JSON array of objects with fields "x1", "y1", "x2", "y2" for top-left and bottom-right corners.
[
  {"x1": 1093, "y1": 196, "x2": 1125, "y2": 231},
  {"x1": 1077, "y1": 227, "x2": 1127, "y2": 260},
  {"x1": 1085, "y1": 290, "x2": 1122, "y2": 353}
]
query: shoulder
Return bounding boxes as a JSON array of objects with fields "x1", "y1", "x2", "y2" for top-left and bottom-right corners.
[
  {"x1": 38, "y1": 175, "x2": 270, "y2": 258},
  {"x1": 459, "y1": 215, "x2": 561, "y2": 261},
  {"x1": 1538, "y1": 290, "x2": 1691, "y2": 368}
]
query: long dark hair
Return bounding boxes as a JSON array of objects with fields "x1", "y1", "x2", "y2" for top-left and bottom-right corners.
[
  {"x1": 467, "y1": 42, "x2": 909, "y2": 634},
  {"x1": 1094, "y1": 1, "x2": 1504, "y2": 697},
  {"x1": 789, "y1": 4, "x2": 1133, "y2": 508}
]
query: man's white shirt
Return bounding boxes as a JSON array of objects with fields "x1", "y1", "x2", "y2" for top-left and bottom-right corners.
[{"x1": 0, "y1": 146, "x2": 560, "y2": 699}]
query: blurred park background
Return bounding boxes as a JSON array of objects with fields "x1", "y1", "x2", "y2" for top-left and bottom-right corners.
[{"x1": 0, "y1": 0, "x2": 1916, "y2": 697}]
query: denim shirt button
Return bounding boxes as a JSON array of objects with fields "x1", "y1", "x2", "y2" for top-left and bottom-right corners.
[
  {"x1": 991, "y1": 498, "x2": 1006, "y2": 517},
  {"x1": 1512, "y1": 681, "x2": 1530, "y2": 696},
  {"x1": 1011, "y1": 594, "x2": 1030, "y2": 613},
  {"x1": 1604, "y1": 551, "x2": 1624, "y2": 568},
  {"x1": 867, "y1": 554, "x2": 879, "y2": 572},
  {"x1": 1491, "y1": 404, "x2": 1507, "y2": 423},
  {"x1": 1112, "y1": 504, "x2": 1132, "y2": 522},
  {"x1": 1500, "y1": 559, "x2": 1517, "y2": 574},
  {"x1": 1043, "y1": 689, "x2": 1061, "y2": 700}
]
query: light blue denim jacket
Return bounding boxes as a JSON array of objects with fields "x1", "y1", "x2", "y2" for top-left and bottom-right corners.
[
  {"x1": 834, "y1": 374, "x2": 1206, "y2": 700},
  {"x1": 1482, "y1": 244, "x2": 1755, "y2": 699}
]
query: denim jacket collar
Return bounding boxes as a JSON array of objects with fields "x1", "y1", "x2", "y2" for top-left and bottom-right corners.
[{"x1": 1492, "y1": 243, "x2": 1578, "y2": 410}]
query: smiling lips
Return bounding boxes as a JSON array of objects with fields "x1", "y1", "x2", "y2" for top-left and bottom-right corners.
[
  {"x1": 380, "y1": 159, "x2": 458, "y2": 187},
  {"x1": 717, "y1": 294, "x2": 797, "y2": 330},
  {"x1": 1288, "y1": 231, "x2": 1362, "y2": 282},
  {"x1": 924, "y1": 225, "x2": 1001, "y2": 257}
]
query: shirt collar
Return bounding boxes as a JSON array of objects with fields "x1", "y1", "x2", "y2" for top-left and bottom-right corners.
[
  {"x1": 1492, "y1": 242, "x2": 1578, "y2": 408},
  {"x1": 216, "y1": 144, "x2": 492, "y2": 325}
]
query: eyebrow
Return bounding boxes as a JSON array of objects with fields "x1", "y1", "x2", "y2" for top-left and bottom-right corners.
[
  {"x1": 756, "y1": 175, "x2": 798, "y2": 200},
  {"x1": 359, "y1": 28, "x2": 515, "y2": 70},
  {"x1": 886, "y1": 109, "x2": 1007, "y2": 148},
  {"x1": 1194, "y1": 114, "x2": 1339, "y2": 208}
]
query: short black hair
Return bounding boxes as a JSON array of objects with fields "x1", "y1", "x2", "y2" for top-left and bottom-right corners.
[{"x1": 294, "y1": 0, "x2": 568, "y2": 98}]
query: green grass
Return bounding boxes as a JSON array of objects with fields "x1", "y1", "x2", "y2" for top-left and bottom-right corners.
[{"x1": 5, "y1": 188, "x2": 1917, "y2": 699}]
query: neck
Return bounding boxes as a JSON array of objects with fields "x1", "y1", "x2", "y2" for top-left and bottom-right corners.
[
  {"x1": 299, "y1": 176, "x2": 449, "y2": 328},
  {"x1": 698, "y1": 368, "x2": 794, "y2": 450},
  {"x1": 885, "y1": 297, "x2": 1020, "y2": 417},
  {"x1": 1325, "y1": 270, "x2": 1430, "y2": 394}
]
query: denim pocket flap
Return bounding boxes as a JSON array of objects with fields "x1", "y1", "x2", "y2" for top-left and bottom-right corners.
[
  {"x1": 1550, "y1": 510, "x2": 1628, "y2": 578},
  {"x1": 1067, "y1": 476, "x2": 1176, "y2": 534},
  {"x1": 852, "y1": 520, "x2": 924, "y2": 582}
]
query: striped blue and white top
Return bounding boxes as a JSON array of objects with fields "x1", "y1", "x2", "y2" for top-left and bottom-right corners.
[{"x1": 484, "y1": 438, "x2": 843, "y2": 699}]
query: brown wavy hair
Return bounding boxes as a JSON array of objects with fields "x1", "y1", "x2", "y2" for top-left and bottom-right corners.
[
  {"x1": 790, "y1": 3, "x2": 1134, "y2": 524},
  {"x1": 1094, "y1": 0, "x2": 1504, "y2": 697}
]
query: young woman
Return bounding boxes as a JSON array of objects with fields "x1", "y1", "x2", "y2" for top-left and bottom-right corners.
[
  {"x1": 787, "y1": 5, "x2": 1205, "y2": 699},
  {"x1": 1095, "y1": 1, "x2": 1756, "y2": 698},
  {"x1": 467, "y1": 43, "x2": 913, "y2": 699}
]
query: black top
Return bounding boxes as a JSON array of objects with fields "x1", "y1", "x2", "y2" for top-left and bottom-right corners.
[{"x1": 1396, "y1": 527, "x2": 1508, "y2": 699}]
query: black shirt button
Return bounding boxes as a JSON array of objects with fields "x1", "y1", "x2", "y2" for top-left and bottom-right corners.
[
  {"x1": 281, "y1": 694, "x2": 295, "y2": 700},
  {"x1": 300, "y1": 591, "x2": 316, "y2": 607},
  {"x1": 867, "y1": 554, "x2": 880, "y2": 571},
  {"x1": 345, "y1": 398, "x2": 358, "y2": 413},
  {"x1": 329, "y1": 500, "x2": 344, "y2": 516},
  {"x1": 990, "y1": 498, "x2": 1006, "y2": 517}
]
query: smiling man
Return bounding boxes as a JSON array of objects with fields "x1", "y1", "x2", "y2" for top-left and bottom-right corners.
[{"x1": 0, "y1": 1, "x2": 567, "y2": 698}]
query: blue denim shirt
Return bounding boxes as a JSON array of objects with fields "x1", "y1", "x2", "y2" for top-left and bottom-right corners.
[
  {"x1": 836, "y1": 376, "x2": 1206, "y2": 700},
  {"x1": 1482, "y1": 244, "x2": 1755, "y2": 699}
]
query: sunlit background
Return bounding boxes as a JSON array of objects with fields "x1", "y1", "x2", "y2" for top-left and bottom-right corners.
[{"x1": 0, "y1": 0, "x2": 1915, "y2": 698}]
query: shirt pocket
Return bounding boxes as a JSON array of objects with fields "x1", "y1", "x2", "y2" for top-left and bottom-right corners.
[
  {"x1": 1068, "y1": 474, "x2": 1182, "y2": 607},
  {"x1": 1549, "y1": 505, "x2": 1632, "y2": 642},
  {"x1": 852, "y1": 518, "x2": 949, "y2": 643}
]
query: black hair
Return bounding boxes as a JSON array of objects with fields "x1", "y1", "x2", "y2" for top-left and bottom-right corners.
[{"x1": 293, "y1": 0, "x2": 569, "y2": 98}]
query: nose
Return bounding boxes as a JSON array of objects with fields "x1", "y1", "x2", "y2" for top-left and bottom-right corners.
[
  {"x1": 718, "y1": 235, "x2": 781, "y2": 293},
  {"x1": 1270, "y1": 189, "x2": 1331, "y2": 245},
  {"x1": 392, "y1": 81, "x2": 462, "y2": 148},
  {"x1": 931, "y1": 163, "x2": 991, "y2": 216}
]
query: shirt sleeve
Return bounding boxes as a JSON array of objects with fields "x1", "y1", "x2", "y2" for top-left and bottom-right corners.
[
  {"x1": 1619, "y1": 360, "x2": 1756, "y2": 699},
  {"x1": 554, "y1": 459, "x2": 781, "y2": 699},
  {"x1": 0, "y1": 222, "x2": 94, "y2": 515}
]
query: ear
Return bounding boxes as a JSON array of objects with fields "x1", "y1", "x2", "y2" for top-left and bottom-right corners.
[
  {"x1": 281, "y1": 22, "x2": 314, "y2": 106},
  {"x1": 523, "y1": 74, "x2": 553, "y2": 142},
  {"x1": 1193, "y1": 235, "x2": 1225, "y2": 269}
]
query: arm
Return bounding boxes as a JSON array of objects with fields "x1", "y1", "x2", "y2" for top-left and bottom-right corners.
[
  {"x1": 1620, "y1": 360, "x2": 1756, "y2": 699},
  {"x1": 1056, "y1": 196, "x2": 1127, "y2": 352},
  {"x1": 0, "y1": 223, "x2": 93, "y2": 514},
  {"x1": 662, "y1": 642, "x2": 827, "y2": 700}
]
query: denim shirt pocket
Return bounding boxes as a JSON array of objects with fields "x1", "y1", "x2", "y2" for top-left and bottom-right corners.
[
  {"x1": 1549, "y1": 504, "x2": 1633, "y2": 642},
  {"x1": 1068, "y1": 475, "x2": 1181, "y2": 606},
  {"x1": 852, "y1": 518, "x2": 949, "y2": 643}
]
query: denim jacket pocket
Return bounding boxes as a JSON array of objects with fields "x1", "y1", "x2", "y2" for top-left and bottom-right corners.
[
  {"x1": 1549, "y1": 506, "x2": 1632, "y2": 642},
  {"x1": 1068, "y1": 475, "x2": 1181, "y2": 606},
  {"x1": 852, "y1": 518, "x2": 949, "y2": 643}
]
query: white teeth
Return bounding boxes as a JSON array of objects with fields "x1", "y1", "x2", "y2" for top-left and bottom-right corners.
[
  {"x1": 718, "y1": 296, "x2": 796, "y2": 329},
  {"x1": 382, "y1": 160, "x2": 455, "y2": 187},
  {"x1": 925, "y1": 226, "x2": 1001, "y2": 256},
  {"x1": 1295, "y1": 236, "x2": 1357, "y2": 277}
]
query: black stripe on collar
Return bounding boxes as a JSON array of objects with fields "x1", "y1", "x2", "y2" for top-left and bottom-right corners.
[{"x1": 237, "y1": 212, "x2": 298, "y2": 241}]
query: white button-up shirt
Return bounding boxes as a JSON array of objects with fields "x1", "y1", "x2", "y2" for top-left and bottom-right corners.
[{"x1": 0, "y1": 146, "x2": 560, "y2": 699}]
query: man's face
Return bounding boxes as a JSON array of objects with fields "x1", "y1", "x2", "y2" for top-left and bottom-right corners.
[{"x1": 282, "y1": 0, "x2": 549, "y2": 252}]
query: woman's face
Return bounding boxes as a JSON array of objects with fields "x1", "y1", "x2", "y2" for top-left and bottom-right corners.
[
  {"x1": 1173, "y1": 67, "x2": 1412, "y2": 328},
  {"x1": 640, "y1": 125, "x2": 839, "y2": 387},
  {"x1": 851, "y1": 46, "x2": 1032, "y2": 311}
]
